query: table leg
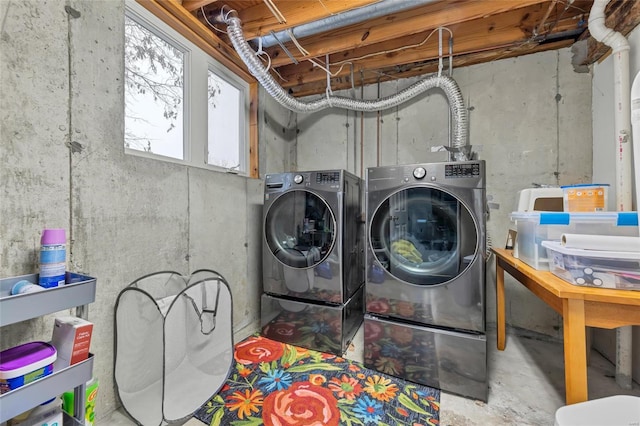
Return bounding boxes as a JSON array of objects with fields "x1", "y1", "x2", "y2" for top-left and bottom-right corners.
[
  {"x1": 496, "y1": 260, "x2": 506, "y2": 351},
  {"x1": 562, "y1": 298, "x2": 588, "y2": 404}
]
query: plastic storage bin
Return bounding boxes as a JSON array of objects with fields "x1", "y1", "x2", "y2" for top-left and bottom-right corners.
[
  {"x1": 0, "y1": 342, "x2": 57, "y2": 394},
  {"x1": 561, "y1": 184, "x2": 609, "y2": 212},
  {"x1": 542, "y1": 241, "x2": 640, "y2": 290},
  {"x1": 510, "y1": 211, "x2": 638, "y2": 270},
  {"x1": 555, "y1": 395, "x2": 640, "y2": 426}
]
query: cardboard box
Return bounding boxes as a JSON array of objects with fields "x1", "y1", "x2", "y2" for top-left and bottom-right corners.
[{"x1": 51, "y1": 316, "x2": 93, "y2": 367}]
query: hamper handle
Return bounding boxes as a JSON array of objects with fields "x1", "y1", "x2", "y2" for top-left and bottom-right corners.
[{"x1": 183, "y1": 280, "x2": 221, "y2": 335}]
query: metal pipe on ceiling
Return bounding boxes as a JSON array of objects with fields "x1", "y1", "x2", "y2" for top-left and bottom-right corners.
[{"x1": 258, "y1": 0, "x2": 439, "y2": 49}]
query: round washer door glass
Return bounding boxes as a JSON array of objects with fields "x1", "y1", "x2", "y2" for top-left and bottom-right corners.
[
  {"x1": 265, "y1": 190, "x2": 336, "y2": 268},
  {"x1": 369, "y1": 187, "x2": 478, "y2": 285}
]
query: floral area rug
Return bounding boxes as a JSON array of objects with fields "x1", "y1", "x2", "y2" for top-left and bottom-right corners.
[{"x1": 194, "y1": 334, "x2": 440, "y2": 426}]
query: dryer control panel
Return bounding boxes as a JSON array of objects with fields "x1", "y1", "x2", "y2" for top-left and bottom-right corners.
[
  {"x1": 445, "y1": 162, "x2": 481, "y2": 178},
  {"x1": 316, "y1": 171, "x2": 341, "y2": 184}
]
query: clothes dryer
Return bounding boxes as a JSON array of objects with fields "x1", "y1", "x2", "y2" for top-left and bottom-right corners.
[
  {"x1": 261, "y1": 170, "x2": 364, "y2": 355},
  {"x1": 364, "y1": 161, "x2": 488, "y2": 401}
]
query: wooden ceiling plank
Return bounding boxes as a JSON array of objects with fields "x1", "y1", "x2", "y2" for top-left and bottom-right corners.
[
  {"x1": 288, "y1": 39, "x2": 572, "y2": 97},
  {"x1": 277, "y1": 26, "x2": 533, "y2": 88},
  {"x1": 582, "y1": 0, "x2": 640, "y2": 64},
  {"x1": 275, "y1": 5, "x2": 557, "y2": 87},
  {"x1": 275, "y1": 0, "x2": 586, "y2": 87},
  {"x1": 136, "y1": 0, "x2": 254, "y2": 82},
  {"x1": 236, "y1": 0, "x2": 381, "y2": 39},
  {"x1": 182, "y1": 0, "x2": 220, "y2": 12},
  {"x1": 265, "y1": 0, "x2": 549, "y2": 68}
]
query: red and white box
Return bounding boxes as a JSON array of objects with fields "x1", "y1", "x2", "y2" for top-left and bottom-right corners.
[{"x1": 51, "y1": 316, "x2": 93, "y2": 367}]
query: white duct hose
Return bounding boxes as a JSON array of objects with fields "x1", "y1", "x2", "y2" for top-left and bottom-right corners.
[
  {"x1": 224, "y1": 16, "x2": 469, "y2": 159},
  {"x1": 588, "y1": 0, "x2": 633, "y2": 390}
]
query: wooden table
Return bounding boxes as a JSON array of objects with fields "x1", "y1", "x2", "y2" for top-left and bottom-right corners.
[{"x1": 492, "y1": 247, "x2": 640, "y2": 405}]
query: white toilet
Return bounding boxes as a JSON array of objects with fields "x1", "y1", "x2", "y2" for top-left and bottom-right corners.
[{"x1": 554, "y1": 395, "x2": 640, "y2": 426}]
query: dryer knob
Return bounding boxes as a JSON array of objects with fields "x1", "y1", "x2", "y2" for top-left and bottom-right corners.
[
  {"x1": 413, "y1": 167, "x2": 427, "y2": 179},
  {"x1": 293, "y1": 174, "x2": 304, "y2": 184}
]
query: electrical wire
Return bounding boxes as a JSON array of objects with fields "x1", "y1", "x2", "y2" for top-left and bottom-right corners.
[
  {"x1": 334, "y1": 26, "x2": 450, "y2": 66},
  {"x1": 263, "y1": 0, "x2": 286, "y2": 24},
  {"x1": 258, "y1": 54, "x2": 289, "y2": 82},
  {"x1": 200, "y1": 6, "x2": 226, "y2": 34},
  {"x1": 317, "y1": 0, "x2": 334, "y2": 16},
  {"x1": 287, "y1": 29, "x2": 310, "y2": 56}
]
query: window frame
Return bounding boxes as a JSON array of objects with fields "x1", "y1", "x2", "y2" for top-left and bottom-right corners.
[{"x1": 124, "y1": 0, "x2": 251, "y2": 176}]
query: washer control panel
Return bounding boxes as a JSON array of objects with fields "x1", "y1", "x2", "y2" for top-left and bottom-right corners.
[
  {"x1": 445, "y1": 162, "x2": 481, "y2": 178},
  {"x1": 316, "y1": 171, "x2": 340, "y2": 184}
]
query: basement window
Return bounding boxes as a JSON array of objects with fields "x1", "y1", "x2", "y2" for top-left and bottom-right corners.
[
  {"x1": 124, "y1": 0, "x2": 249, "y2": 174},
  {"x1": 124, "y1": 14, "x2": 185, "y2": 159},
  {"x1": 208, "y1": 70, "x2": 243, "y2": 170}
]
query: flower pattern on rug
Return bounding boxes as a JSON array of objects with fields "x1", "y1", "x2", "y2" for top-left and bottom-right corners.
[{"x1": 194, "y1": 334, "x2": 440, "y2": 426}]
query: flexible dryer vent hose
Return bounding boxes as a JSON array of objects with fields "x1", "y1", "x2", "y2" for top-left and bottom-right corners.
[{"x1": 224, "y1": 16, "x2": 469, "y2": 158}]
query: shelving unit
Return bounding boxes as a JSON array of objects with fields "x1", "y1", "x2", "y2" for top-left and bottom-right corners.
[{"x1": 0, "y1": 272, "x2": 96, "y2": 424}]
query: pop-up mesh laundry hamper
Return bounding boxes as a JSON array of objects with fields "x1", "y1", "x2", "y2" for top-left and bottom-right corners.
[{"x1": 114, "y1": 269, "x2": 234, "y2": 425}]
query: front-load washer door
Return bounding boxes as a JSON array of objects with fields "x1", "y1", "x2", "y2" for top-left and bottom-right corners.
[
  {"x1": 367, "y1": 186, "x2": 484, "y2": 331},
  {"x1": 264, "y1": 189, "x2": 338, "y2": 300},
  {"x1": 370, "y1": 186, "x2": 476, "y2": 285}
]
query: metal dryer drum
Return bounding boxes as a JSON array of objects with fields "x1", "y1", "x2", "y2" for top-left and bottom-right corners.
[
  {"x1": 364, "y1": 161, "x2": 487, "y2": 401},
  {"x1": 261, "y1": 170, "x2": 364, "y2": 355}
]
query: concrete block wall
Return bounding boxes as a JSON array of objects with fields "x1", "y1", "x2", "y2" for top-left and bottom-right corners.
[{"x1": 0, "y1": 0, "x2": 287, "y2": 421}]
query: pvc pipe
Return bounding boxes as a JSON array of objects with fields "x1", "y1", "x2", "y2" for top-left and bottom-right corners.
[
  {"x1": 589, "y1": 0, "x2": 632, "y2": 211},
  {"x1": 589, "y1": 0, "x2": 633, "y2": 390},
  {"x1": 631, "y1": 70, "x2": 640, "y2": 218}
]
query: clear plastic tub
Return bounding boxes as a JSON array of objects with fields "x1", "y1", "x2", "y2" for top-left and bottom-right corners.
[
  {"x1": 510, "y1": 211, "x2": 638, "y2": 270},
  {"x1": 542, "y1": 241, "x2": 640, "y2": 290}
]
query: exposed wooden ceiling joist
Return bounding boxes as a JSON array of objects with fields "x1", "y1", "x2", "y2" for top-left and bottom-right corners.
[
  {"x1": 236, "y1": 0, "x2": 381, "y2": 39},
  {"x1": 264, "y1": 0, "x2": 549, "y2": 68},
  {"x1": 274, "y1": 3, "x2": 586, "y2": 89},
  {"x1": 138, "y1": 0, "x2": 640, "y2": 97}
]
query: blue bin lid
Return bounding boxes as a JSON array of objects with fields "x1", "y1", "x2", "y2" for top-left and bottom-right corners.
[
  {"x1": 511, "y1": 211, "x2": 638, "y2": 226},
  {"x1": 560, "y1": 183, "x2": 610, "y2": 188}
]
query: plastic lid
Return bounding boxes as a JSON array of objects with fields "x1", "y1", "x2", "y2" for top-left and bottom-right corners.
[
  {"x1": 555, "y1": 395, "x2": 640, "y2": 426},
  {"x1": 560, "y1": 183, "x2": 610, "y2": 188},
  {"x1": 510, "y1": 211, "x2": 638, "y2": 226},
  {"x1": 542, "y1": 240, "x2": 640, "y2": 260},
  {"x1": 41, "y1": 228, "x2": 66, "y2": 245},
  {"x1": 617, "y1": 212, "x2": 639, "y2": 226},
  {"x1": 0, "y1": 342, "x2": 57, "y2": 379}
]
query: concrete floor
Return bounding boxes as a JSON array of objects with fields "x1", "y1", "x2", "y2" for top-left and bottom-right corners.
[{"x1": 102, "y1": 326, "x2": 640, "y2": 426}]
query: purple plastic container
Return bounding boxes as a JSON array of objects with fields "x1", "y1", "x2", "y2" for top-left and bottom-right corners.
[{"x1": 0, "y1": 342, "x2": 57, "y2": 394}]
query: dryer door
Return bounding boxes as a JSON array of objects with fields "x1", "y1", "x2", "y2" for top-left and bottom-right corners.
[
  {"x1": 369, "y1": 186, "x2": 477, "y2": 285},
  {"x1": 265, "y1": 189, "x2": 336, "y2": 270}
]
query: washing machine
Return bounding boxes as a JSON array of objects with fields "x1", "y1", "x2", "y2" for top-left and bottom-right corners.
[
  {"x1": 364, "y1": 160, "x2": 488, "y2": 401},
  {"x1": 261, "y1": 170, "x2": 364, "y2": 355}
]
